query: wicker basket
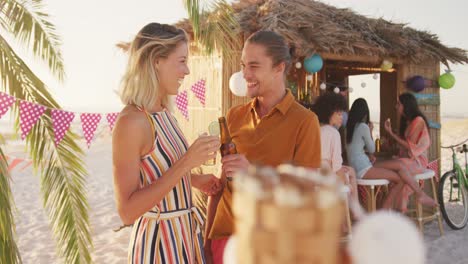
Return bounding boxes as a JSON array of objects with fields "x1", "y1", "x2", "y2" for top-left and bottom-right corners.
[{"x1": 233, "y1": 165, "x2": 345, "y2": 264}]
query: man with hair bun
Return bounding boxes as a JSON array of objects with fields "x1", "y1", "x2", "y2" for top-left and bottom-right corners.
[{"x1": 205, "y1": 30, "x2": 321, "y2": 264}]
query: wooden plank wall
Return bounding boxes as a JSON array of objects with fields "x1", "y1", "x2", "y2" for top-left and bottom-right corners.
[
  {"x1": 172, "y1": 55, "x2": 224, "y2": 145},
  {"x1": 380, "y1": 70, "x2": 398, "y2": 138},
  {"x1": 397, "y1": 61, "x2": 441, "y2": 164}
]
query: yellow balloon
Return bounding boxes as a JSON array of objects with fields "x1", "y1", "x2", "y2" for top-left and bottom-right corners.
[{"x1": 380, "y1": 60, "x2": 393, "y2": 71}]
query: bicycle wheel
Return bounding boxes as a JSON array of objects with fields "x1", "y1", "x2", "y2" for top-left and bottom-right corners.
[{"x1": 438, "y1": 170, "x2": 468, "y2": 230}]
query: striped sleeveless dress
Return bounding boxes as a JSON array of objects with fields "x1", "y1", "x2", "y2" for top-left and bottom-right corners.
[{"x1": 128, "y1": 109, "x2": 205, "y2": 264}]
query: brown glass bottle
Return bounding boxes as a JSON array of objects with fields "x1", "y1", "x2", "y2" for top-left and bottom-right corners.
[
  {"x1": 218, "y1": 117, "x2": 237, "y2": 157},
  {"x1": 375, "y1": 138, "x2": 381, "y2": 153}
]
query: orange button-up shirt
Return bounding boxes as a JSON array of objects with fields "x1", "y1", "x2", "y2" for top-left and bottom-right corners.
[{"x1": 209, "y1": 89, "x2": 321, "y2": 239}]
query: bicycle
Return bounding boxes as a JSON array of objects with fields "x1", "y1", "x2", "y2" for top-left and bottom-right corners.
[{"x1": 437, "y1": 139, "x2": 468, "y2": 230}]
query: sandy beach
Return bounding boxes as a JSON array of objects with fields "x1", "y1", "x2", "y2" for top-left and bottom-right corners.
[
  {"x1": 425, "y1": 117, "x2": 468, "y2": 264},
  {"x1": 3, "y1": 117, "x2": 468, "y2": 263}
]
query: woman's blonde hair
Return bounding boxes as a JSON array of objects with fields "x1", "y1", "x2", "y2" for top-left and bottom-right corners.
[{"x1": 119, "y1": 23, "x2": 188, "y2": 110}]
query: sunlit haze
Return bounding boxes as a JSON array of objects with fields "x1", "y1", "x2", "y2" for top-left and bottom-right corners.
[{"x1": 10, "y1": 0, "x2": 468, "y2": 117}]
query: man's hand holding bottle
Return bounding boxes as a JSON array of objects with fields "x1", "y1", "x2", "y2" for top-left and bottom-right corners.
[{"x1": 221, "y1": 154, "x2": 250, "y2": 179}]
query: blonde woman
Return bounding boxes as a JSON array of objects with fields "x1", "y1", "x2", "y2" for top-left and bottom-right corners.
[{"x1": 113, "y1": 23, "x2": 221, "y2": 264}]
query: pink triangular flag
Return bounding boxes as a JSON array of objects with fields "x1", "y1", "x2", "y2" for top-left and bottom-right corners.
[
  {"x1": 175, "y1": 90, "x2": 189, "y2": 120},
  {"x1": 80, "y1": 113, "x2": 102, "y2": 148},
  {"x1": 51, "y1": 109, "x2": 75, "y2": 146},
  {"x1": 0, "y1": 92, "x2": 16, "y2": 119},
  {"x1": 106, "y1": 112, "x2": 119, "y2": 132},
  {"x1": 19, "y1": 160, "x2": 33, "y2": 171},
  {"x1": 190, "y1": 79, "x2": 206, "y2": 107},
  {"x1": 19, "y1": 101, "x2": 46, "y2": 140},
  {"x1": 8, "y1": 157, "x2": 23, "y2": 172}
]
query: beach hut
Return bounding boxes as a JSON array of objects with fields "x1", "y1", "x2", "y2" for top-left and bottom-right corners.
[{"x1": 174, "y1": 0, "x2": 468, "y2": 168}]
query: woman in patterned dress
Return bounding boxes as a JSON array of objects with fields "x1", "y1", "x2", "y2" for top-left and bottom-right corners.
[
  {"x1": 375, "y1": 93, "x2": 438, "y2": 211},
  {"x1": 113, "y1": 23, "x2": 222, "y2": 264}
]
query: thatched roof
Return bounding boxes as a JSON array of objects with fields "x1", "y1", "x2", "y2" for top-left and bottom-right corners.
[{"x1": 177, "y1": 0, "x2": 468, "y2": 66}]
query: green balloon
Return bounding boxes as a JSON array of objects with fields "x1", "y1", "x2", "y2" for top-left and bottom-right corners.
[{"x1": 438, "y1": 72, "x2": 455, "y2": 89}]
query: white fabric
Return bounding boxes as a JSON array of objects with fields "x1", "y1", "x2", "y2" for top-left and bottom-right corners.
[
  {"x1": 357, "y1": 165, "x2": 372, "y2": 179},
  {"x1": 320, "y1": 124, "x2": 343, "y2": 172},
  {"x1": 357, "y1": 178, "x2": 390, "y2": 186},
  {"x1": 414, "y1": 169, "x2": 435, "y2": 180},
  {"x1": 144, "y1": 207, "x2": 193, "y2": 220}
]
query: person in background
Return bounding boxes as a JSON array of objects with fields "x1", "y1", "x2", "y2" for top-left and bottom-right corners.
[
  {"x1": 346, "y1": 97, "x2": 437, "y2": 211},
  {"x1": 112, "y1": 22, "x2": 222, "y2": 264},
  {"x1": 205, "y1": 30, "x2": 322, "y2": 264},
  {"x1": 312, "y1": 92, "x2": 358, "y2": 203},
  {"x1": 375, "y1": 92, "x2": 437, "y2": 211}
]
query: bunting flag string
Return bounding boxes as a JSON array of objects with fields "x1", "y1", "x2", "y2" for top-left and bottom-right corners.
[
  {"x1": 0, "y1": 91, "x2": 118, "y2": 148},
  {"x1": 175, "y1": 78, "x2": 207, "y2": 119},
  {"x1": 0, "y1": 78, "x2": 207, "y2": 147}
]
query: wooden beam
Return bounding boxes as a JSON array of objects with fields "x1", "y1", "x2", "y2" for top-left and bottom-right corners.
[
  {"x1": 321, "y1": 52, "x2": 404, "y2": 64},
  {"x1": 327, "y1": 69, "x2": 393, "y2": 76}
]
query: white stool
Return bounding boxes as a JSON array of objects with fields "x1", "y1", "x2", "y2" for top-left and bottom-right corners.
[
  {"x1": 357, "y1": 179, "x2": 390, "y2": 212},
  {"x1": 410, "y1": 169, "x2": 444, "y2": 236}
]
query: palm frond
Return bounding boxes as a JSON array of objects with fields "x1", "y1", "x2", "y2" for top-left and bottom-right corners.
[
  {"x1": 200, "y1": 1, "x2": 242, "y2": 60},
  {"x1": 0, "y1": 2, "x2": 9, "y2": 29},
  {"x1": 0, "y1": 34, "x2": 92, "y2": 263},
  {"x1": 0, "y1": 147, "x2": 22, "y2": 264},
  {"x1": 0, "y1": 0, "x2": 65, "y2": 81},
  {"x1": 183, "y1": 0, "x2": 201, "y2": 39},
  {"x1": 184, "y1": 0, "x2": 242, "y2": 62}
]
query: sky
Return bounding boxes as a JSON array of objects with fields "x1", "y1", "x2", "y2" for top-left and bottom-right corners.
[{"x1": 10, "y1": 0, "x2": 468, "y2": 117}]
